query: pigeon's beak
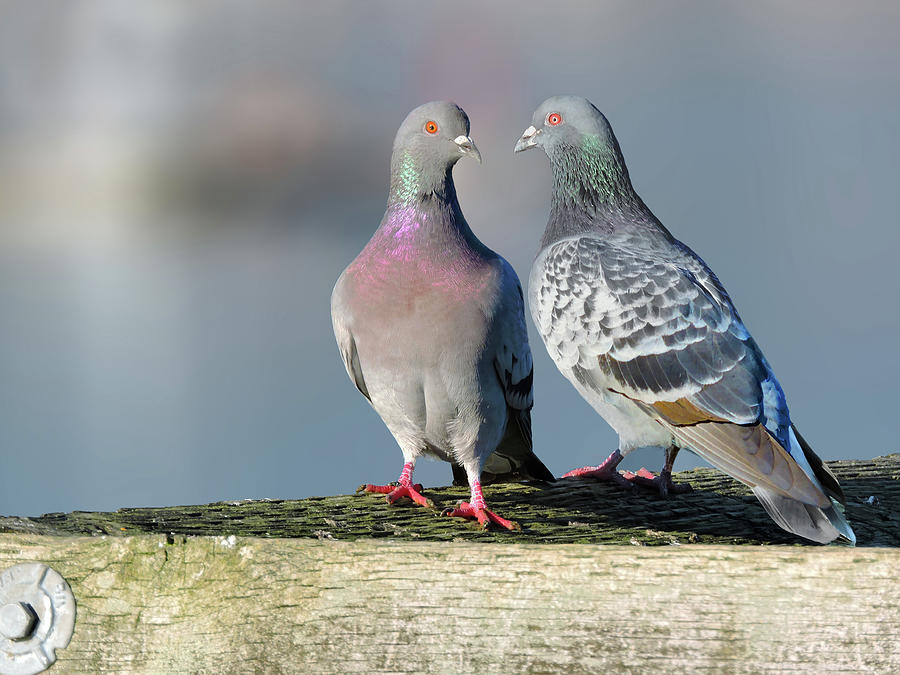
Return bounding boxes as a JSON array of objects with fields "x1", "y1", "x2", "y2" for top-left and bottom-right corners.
[
  {"x1": 514, "y1": 125, "x2": 540, "y2": 153},
  {"x1": 454, "y1": 135, "x2": 482, "y2": 164}
]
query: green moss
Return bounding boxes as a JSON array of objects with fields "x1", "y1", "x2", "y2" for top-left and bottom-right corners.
[{"x1": 2, "y1": 455, "x2": 898, "y2": 546}]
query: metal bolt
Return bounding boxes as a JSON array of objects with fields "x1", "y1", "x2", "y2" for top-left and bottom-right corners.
[
  {"x1": 0, "y1": 602, "x2": 37, "y2": 641},
  {"x1": 1, "y1": 563, "x2": 76, "y2": 675}
]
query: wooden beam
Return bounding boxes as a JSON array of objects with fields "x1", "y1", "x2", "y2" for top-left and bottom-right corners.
[
  {"x1": 0, "y1": 537, "x2": 897, "y2": 672},
  {"x1": 3, "y1": 455, "x2": 899, "y2": 546},
  {"x1": 0, "y1": 456, "x2": 897, "y2": 672}
]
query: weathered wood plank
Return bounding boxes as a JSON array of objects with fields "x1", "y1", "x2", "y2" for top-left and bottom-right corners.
[
  {"x1": 3, "y1": 455, "x2": 899, "y2": 546},
  {"x1": 0, "y1": 536, "x2": 897, "y2": 673},
  {"x1": 1, "y1": 457, "x2": 897, "y2": 672}
]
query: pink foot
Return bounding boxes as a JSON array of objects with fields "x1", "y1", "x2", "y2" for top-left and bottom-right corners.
[
  {"x1": 441, "y1": 502, "x2": 521, "y2": 531},
  {"x1": 440, "y1": 478, "x2": 520, "y2": 531},
  {"x1": 562, "y1": 450, "x2": 636, "y2": 489},
  {"x1": 620, "y1": 468, "x2": 692, "y2": 497},
  {"x1": 358, "y1": 481, "x2": 424, "y2": 495},
  {"x1": 563, "y1": 450, "x2": 692, "y2": 496},
  {"x1": 356, "y1": 462, "x2": 435, "y2": 508},
  {"x1": 357, "y1": 482, "x2": 434, "y2": 508}
]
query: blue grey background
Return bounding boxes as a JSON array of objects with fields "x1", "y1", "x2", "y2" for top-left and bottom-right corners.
[{"x1": 1, "y1": 2, "x2": 898, "y2": 516}]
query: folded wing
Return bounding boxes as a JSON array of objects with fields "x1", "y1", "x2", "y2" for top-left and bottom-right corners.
[
  {"x1": 536, "y1": 236, "x2": 837, "y2": 514},
  {"x1": 483, "y1": 260, "x2": 554, "y2": 483}
]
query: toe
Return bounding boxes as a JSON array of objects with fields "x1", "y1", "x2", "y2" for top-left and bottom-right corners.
[{"x1": 485, "y1": 510, "x2": 521, "y2": 531}]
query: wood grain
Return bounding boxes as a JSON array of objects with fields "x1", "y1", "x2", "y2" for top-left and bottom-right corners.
[
  {"x1": 0, "y1": 536, "x2": 897, "y2": 673},
  {"x1": 0, "y1": 456, "x2": 897, "y2": 672}
]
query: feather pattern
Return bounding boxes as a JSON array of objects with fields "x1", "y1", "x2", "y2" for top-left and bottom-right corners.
[
  {"x1": 488, "y1": 261, "x2": 554, "y2": 482},
  {"x1": 532, "y1": 235, "x2": 789, "y2": 441},
  {"x1": 522, "y1": 95, "x2": 853, "y2": 542}
]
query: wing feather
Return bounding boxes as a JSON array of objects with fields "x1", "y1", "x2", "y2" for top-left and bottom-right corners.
[
  {"x1": 331, "y1": 288, "x2": 371, "y2": 402},
  {"x1": 488, "y1": 259, "x2": 554, "y2": 483},
  {"x1": 533, "y1": 236, "x2": 790, "y2": 443},
  {"x1": 492, "y1": 261, "x2": 535, "y2": 414},
  {"x1": 531, "y1": 233, "x2": 851, "y2": 542}
]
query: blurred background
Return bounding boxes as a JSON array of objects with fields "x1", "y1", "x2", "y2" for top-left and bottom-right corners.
[{"x1": 1, "y1": 1, "x2": 898, "y2": 516}]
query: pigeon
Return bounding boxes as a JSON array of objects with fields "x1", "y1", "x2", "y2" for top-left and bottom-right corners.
[
  {"x1": 331, "y1": 101, "x2": 554, "y2": 530},
  {"x1": 515, "y1": 95, "x2": 855, "y2": 544}
]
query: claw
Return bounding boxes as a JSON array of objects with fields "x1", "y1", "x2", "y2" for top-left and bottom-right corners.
[
  {"x1": 564, "y1": 449, "x2": 691, "y2": 497},
  {"x1": 565, "y1": 465, "x2": 638, "y2": 490},
  {"x1": 562, "y1": 450, "x2": 625, "y2": 482},
  {"x1": 619, "y1": 468, "x2": 692, "y2": 496},
  {"x1": 441, "y1": 501, "x2": 521, "y2": 531},
  {"x1": 385, "y1": 484, "x2": 434, "y2": 508},
  {"x1": 357, "y1": 482, "x2": 431, "y2": 507}
]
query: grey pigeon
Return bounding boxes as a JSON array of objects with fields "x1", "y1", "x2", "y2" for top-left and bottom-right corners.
[
  {"x1": 332, "y1": 101, "x2": 553, "y2": 530},
  {"x1": 515, "y1": 95, "x2": 855, "y2": 544}
]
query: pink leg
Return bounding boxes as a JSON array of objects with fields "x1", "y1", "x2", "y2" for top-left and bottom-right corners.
[
  {"x1": 357, "y1": 462, "x2": 434, "y2": 508},
  {"x1": 562, "y1": 450, "x2": 635, "y2": 488},
  {"x1": 441, "y1": 479, "x2": 521, "y2": 531},
  {"x1": 622, "y1": 447, "x2": 692, "y2": 496},
  {"x1": 564, "y1": 448, "x2": 692, "y2": 496}
]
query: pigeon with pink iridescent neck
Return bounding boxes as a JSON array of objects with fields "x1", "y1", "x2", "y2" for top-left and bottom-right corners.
[{"x1": 331, "y1": 101, "x2": 553, "y2": 530}]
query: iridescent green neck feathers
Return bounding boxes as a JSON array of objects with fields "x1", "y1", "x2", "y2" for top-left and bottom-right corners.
[
  {"x1": 550, "y1": 134, "x2": 635, "y2": 212},
  {"x1": 389, "y1": 151, "x2": 455, "y2": 207}
]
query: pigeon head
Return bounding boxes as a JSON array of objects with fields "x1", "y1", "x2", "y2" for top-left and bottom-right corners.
[
  {"x1": 515, "y1": 95, "x2": 635, "y2": 213},
  {"x1": 514, "y1": 95, "x2": 614, "y2": 155},
  {"x1": 393, "y1": 101, "x2": 480, "y2": 164},
  {"x1": 388, "y1": 102, "x2": 481, "y2": 206},
  {"x1": 390, "y1": 101, "x2": 479, "y2": 184}
]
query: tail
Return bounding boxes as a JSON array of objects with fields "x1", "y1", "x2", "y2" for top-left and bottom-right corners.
[
  {"x1": 668, "y1": 419, "x2": 855, "y2": 544},
  {"x1": 791, "y1": 424, "x2": 845, "y2": 504},
  {"x1": 752, "y1": 487, "x2": 856, "y2": 545},
  {"x1": 753, "y1": 425, "x2": 855, "y2": 544},
  {"x1": 454, "y1": 409, "x2": 555, "y2": 485}
]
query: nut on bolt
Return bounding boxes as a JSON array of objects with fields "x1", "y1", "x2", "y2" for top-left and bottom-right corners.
[
  {"x1": 0, "y1": 602, "x2": 37, "y2": 641},
  {"x1": 0, "y1": 563, "x2": 76, "y2": 675}
]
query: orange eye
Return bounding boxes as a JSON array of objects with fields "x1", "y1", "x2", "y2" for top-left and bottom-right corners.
[
  {"x1": 547, "y1": 113, "x2": 562, "y2": 126},
  {"x1": 424, "y1": 120, "x2": 439, "y2": 134}
]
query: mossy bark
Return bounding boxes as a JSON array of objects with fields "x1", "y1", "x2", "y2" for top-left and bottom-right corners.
[
  {"x1": 0, "y1": 456, "x2": 898, "y2": 673},
  {"x1": 3, "y1": 455, "x2": 899, "y2": 546}
]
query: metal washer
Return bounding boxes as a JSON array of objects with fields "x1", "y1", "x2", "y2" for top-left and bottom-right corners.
[{"x1": 0, "y1": 564, "x2": 76, "y2": 675}]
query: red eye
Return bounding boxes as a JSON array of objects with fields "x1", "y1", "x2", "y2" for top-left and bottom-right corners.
[
  {"x1": 424, "y1": 120, "x2": 438, "y2": 134},
  {"x1": 547, "y1": 113, "x2": 562, "y2": 126}
]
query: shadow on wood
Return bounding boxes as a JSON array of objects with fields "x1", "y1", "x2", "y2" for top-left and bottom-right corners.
[
  {"x1": 0, "y1": 456, "x2": 898, "y2": 672},
  {"x1": 3, "y1": 455, "x2": 899, "y2": 546}
]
